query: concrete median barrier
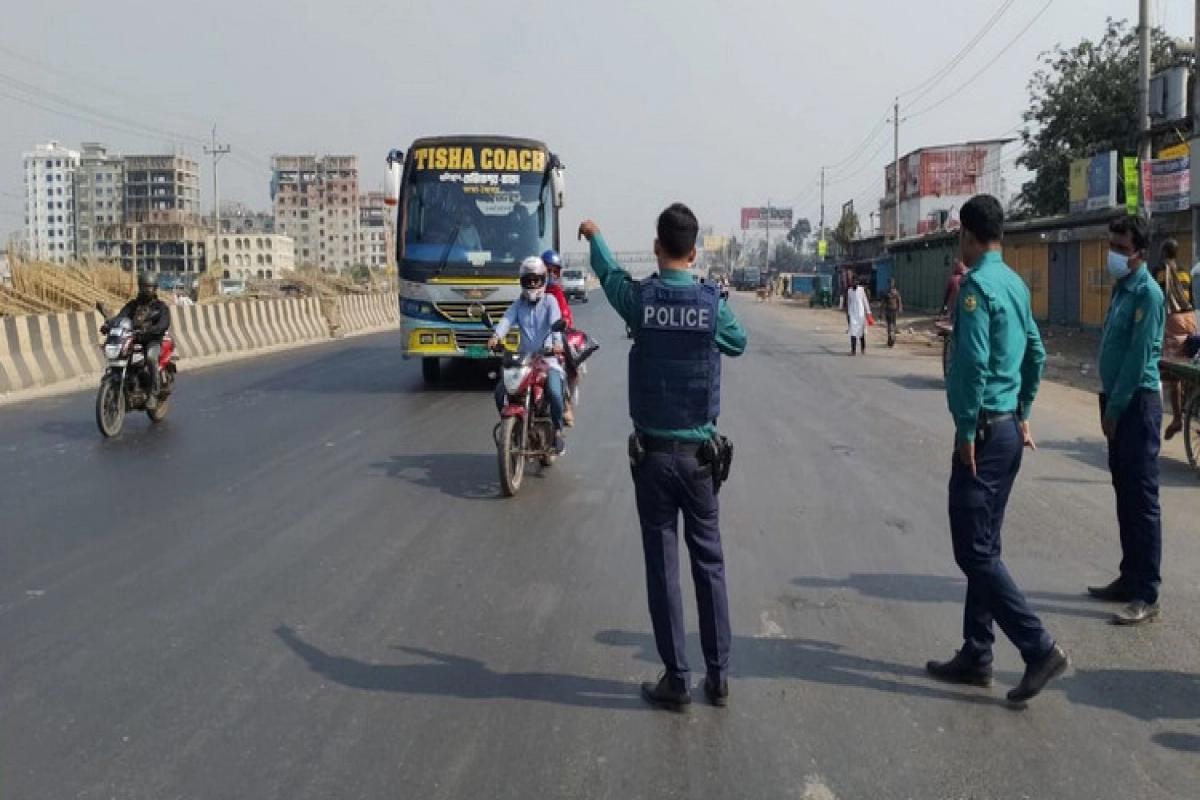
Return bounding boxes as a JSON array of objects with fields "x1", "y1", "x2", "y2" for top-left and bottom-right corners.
[
  {"x1": 334, "y1": 293, "x2": 398, "y2": 335},
  {"x1": 0, "y1": 293, "x2": 396, "y2": 402}
]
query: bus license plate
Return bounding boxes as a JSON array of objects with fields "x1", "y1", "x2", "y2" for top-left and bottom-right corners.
[{"x1": 465, "y1": 345, "x2": 488, "y2": 358}]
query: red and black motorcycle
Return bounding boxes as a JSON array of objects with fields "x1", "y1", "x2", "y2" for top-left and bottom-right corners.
[
  {"x1": 491, "y1": 337, "x2": 564, "y2": 497},
  {"x1": 95, "y1": 303, "x2": 178, "y2": 438}
]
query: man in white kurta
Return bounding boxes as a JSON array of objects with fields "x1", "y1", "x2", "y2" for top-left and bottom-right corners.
[{"x1": 848, "y1": 283, "x2": 869, "y2": 355}]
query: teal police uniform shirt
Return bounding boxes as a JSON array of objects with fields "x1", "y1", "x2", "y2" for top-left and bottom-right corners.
[
  {"x1": 946, "y1": 250, "x2": 1047, "y2": 446},
  {"x1": 589, "y1": 233, "x2": 747, "y2": 441},
  {"x1": 1099, "y1": 263, "x2": 1164, "y2": 422}
]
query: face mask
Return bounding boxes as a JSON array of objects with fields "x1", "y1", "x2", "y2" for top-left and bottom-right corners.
[{"x1": 1107, "y1": 251, "x2": 1131, "y2": 281}]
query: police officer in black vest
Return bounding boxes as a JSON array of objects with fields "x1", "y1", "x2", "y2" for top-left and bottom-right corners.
[{"x1": 579, "y1": 204, "x2": 747, "y2": 710}]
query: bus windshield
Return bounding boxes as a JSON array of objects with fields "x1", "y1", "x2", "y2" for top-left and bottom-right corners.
[{"x1": 403, "y1": 157, "x2": 554, "y2": 269}]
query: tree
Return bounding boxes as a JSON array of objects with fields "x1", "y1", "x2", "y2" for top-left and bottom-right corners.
[
  {"x1": 750, "y1": 240, "x2": 768, "y2": 268},
  {"x1": 1018, "y1": 19, "x2": 1177, "y2": 217},
  {"x1": 832, "y1": 209, "x2": 860, "y2": 251},
  {"x1": 771, "y1": 241, "x2": 805, "y2": 272},
  {"x1": 788, "y1": 218, "x2": 812, "y2": 247}
]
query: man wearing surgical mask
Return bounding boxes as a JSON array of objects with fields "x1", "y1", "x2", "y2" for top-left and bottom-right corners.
[{"x1": 1090, "y1": 215, "x2": 1166, "y2": 626}]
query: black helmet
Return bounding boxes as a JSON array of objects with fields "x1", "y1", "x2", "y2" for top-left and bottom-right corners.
[{"x1": 137, "y1": 272, "x2": 158, "y2": 297}]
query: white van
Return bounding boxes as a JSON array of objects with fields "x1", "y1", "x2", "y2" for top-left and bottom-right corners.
[{"x1": 561, "y1": 268, "x2": 588, "y2": 303}]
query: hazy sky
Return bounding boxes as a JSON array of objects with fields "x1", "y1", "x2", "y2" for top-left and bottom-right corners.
[{"x1": 0, "y1": 0, "x2": 1193, "y2": 252}]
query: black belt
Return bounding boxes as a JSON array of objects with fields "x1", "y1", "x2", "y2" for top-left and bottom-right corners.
[
  {"x1": 641, "y1": 435, "x2": 705, "y2": 456},
  {"x1": 980, "y1": 411, "x2": 1016, "y2": 425}
]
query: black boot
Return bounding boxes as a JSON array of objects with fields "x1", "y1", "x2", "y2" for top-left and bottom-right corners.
[
  {"x1": 703, "y1": 674, "x2": 729, "y2": 707},
  {"x1": 1007, "y1": 644, "x2": 1069, "y2": 704},
  {"x1": 926, "y1": 650, "x2": 993, "y2": 687},
  {"x1": 640, "y1": 674, "x2": 691, "y2": 711}
]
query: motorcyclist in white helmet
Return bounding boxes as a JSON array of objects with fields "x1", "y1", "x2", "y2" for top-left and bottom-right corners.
[{"x1": 488, "y1": 256, "x2": 568, "y2": 454}]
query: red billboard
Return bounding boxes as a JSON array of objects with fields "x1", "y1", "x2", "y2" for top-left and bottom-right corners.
[
  {"x1": 919, "y1": 147, "x2": 989, "y2": 198},
  {"x1": 740, "y1": 206, "x2": 794, "y2": 231}
]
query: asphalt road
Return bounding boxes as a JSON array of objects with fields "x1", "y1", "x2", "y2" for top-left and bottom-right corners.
[{"x1": 2, "y1": 292, "x2": 1199, "y2": 800}]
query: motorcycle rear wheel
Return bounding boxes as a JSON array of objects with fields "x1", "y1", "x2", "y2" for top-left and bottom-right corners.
[
  {"x1": 498, "y1": 415, "x2": 526, "y2": 496},
  {"x1": 95, "y1": 379, "x2": 125, "y2": 438}
]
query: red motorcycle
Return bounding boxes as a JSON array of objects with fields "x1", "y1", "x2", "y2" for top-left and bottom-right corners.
[
  {"x1": 491, "y1": 322, "x2": 567, "y2": 497},
  {"x1": 563, "y1": 327, "x2": 600, "y2": 408},
  {"x1": 94, "y1": 304, "x2": 178, "y2": 437}
]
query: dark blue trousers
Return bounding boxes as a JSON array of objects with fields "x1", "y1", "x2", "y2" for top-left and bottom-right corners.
[
  {"x1": 632, "y1": 446, "x2": 730, "y2": 684},
  {"x1": 1107, "y1": 391, "x2": 1163, "y2": 604},
  {"x1": 949, "y1": 417, "x2": 1053, "y2": 666}
]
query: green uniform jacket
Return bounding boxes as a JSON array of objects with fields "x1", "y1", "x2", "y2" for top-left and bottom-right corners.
[
  {"x1": 946, "y1": 250, "x2": 1046, "y2": 446},
  {"x1": 589, "y1": 233, "x2": 747, "y2": 441},
  {"x1": 1099, "y1": 264, "x2": 1164, "y2": 423}
]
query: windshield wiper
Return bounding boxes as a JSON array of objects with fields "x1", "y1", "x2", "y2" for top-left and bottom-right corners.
[{"x1": 432, "y1": 220, "x2": 462, "y2": 279}]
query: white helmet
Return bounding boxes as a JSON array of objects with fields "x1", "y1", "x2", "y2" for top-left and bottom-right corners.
[{"x1": 519, "y1": 256, "x2": 547, "y2": 303}]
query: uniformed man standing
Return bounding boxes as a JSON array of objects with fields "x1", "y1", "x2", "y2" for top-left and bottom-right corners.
[
  {"x1": 578, "y1": 204, "x2": 746, "y2": 710},
  {"x1": 1088, "y1": 215, "x2": 1166, "y2": 625},
  {"x1": 926, "y1": 194, "x2": 1069, "y2": 705}
]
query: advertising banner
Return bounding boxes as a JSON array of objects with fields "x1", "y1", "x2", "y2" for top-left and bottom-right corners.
[
  {"x1": 1068, "y1": 151, "x2": 1118, "y2": 214},
  {"x1": 741, "y1": 207, "x2": 794, "y2": 231}
]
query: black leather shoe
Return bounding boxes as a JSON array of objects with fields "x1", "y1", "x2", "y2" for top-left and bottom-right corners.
[
  {"x1": 1111, "y1": 600, "x2": 1161, "y2": 626},
  {"x1": 925, "y1": 651, "x2": 993, "y2": 687},
  {"x1": 641, "y1": 675, "x2": 691, "y2": 711},
  {"x1": 1087, "y1": 579, "x2": 1133, "y2": 603},
  {"x1": 1007, "y1": 644, "x2": 1069, "y2": 704},
  {"x1": 704, "y1": 675, "x2": 729, "y2": 707}
]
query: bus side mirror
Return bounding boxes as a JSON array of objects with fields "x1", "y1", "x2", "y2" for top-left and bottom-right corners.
[
  {"x1": 550, "y1": 166, "x2": 565, "y2": 209},
  {"x1": 384, "y1": 150, "x2": 404, "y2": 207}
]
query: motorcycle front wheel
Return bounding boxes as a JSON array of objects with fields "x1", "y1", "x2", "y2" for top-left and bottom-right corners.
[
  {"x1": 498, "y1": 415, "x2": 526, "y2": 497},
  {"x1": 95, "y1": 378, "x2": 125, "y2": 438},
  {"x1": 147, "y1": 396, "x2": 170, "y2": 423}
]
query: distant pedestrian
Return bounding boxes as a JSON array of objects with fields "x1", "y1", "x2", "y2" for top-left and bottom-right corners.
[
  {"x1": 1152, "y1": 238, "x2": 1196, "y2": 440},
  {"x1": 847, "y1": 280, "x2": 870, "y2": 355},
  {"x1": 942, "y1": 258, "x2": 969, "y2": 322},
  {"x1": 927, "y1": 193, "x2": 1068, "y2": 705},
  {"x1": 1089, "y1": 215, "x2": 1165, "y2": 626},
  {"x1": 883, "y1": 277, "x2": 903, "y2": 347}
]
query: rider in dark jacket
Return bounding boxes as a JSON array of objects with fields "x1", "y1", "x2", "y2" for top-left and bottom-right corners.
[{"x1": 109, "y1": 272, "x2": 171, "y2": 408}]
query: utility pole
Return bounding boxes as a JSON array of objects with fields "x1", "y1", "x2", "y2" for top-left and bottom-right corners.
[
  {"x1": 204, "y1": 126, "x2": 231, "y2": 273},
  {"x1": 892, "y1": 96, "x2": 901, "y2": 241},
  {"x1": 764, "y1": 198, "x2": 771, "y2": 276},
  {"x1": 819, "y1": 167, "x2": 826, "y2": 242},
  {"x1": 1138, "y1": 0, "x2": 1152, "y2": 219},
  {"x1": 1193, "y1": 0, "x2": 1200, "y2": 264}
]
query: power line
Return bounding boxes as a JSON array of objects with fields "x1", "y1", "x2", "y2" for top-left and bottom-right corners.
[
  {"x1": 0, "y1": 72, "x2": 207, "y2": 146},
  {"x1": 907, "y1": 0, "x2": 1056, "y2": 120},
  {"x1": 0, "y1": 87, "x2": 192, "y2": 145},
  {"x1": 825, "y1": 106, "x2": 893, "y2": 173},
  {"x1": 827, "y1": 136, "x2": 894, "y2": 186},
  {"x1": 0, "y1": 42, "x2": 276, "y2": 168},
  {"x1": 898, "y1": 0, "x2": 1016, "y2": 104}
]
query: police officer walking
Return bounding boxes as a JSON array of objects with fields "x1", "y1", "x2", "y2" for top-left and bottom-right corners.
[
  {"x1": 926, "y1": 194, "x2": 1069, "y2": 705},
  {"x1": 579, "y1": 204, "x2": 746, "y2": 710}
]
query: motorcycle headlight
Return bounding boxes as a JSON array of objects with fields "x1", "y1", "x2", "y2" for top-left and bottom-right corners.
[
  {"x1": 503, "y1": 366, "x2": 530, "y2": 395},
  {"x1": 104, "y1": 343, "x2": 123, "y2": 359}
]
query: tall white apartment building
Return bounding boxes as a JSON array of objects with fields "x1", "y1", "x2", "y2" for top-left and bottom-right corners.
[{"x1": 23, "y1": 141, "x2": 80, "y2": 263}]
